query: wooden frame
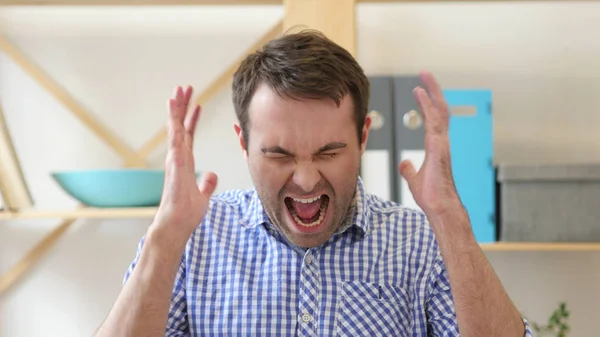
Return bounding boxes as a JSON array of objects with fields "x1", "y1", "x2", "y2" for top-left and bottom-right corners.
[
  {"x1": 0, "y1": 17, "x2": 284, "y2": 295},
  {"x1": 1, "y1": 0, "x2": 598, "y2": 297}
]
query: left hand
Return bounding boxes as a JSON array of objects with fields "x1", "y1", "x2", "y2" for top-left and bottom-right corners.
[{"x1": 398, "y1": 71, "x2": 463, "y2": 218}]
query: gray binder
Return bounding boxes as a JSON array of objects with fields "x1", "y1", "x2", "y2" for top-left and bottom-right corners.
[
  {"x1": 361, "y1": 76, "x2": 396, "y2": 201},
  {"x1": 393, "y1": 76, "x2": 426, "y2": 209}
]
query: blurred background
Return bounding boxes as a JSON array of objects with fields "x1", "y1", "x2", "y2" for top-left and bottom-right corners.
[{"x1": 1, "y1": 1, "x2": 599, "y2": 336}]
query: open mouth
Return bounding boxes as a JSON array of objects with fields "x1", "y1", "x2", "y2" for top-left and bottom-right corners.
[{"x1": 284, "y1": 194, "x2": 330, "y2": 228}]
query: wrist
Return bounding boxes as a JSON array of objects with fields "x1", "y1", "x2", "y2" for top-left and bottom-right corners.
[
  {"x1": 144, "y1": 224, "x2": 189, "y2": 264},
  {"x1": 129, "y1": 227, "x2": 188, "y2": 290},
  {"x1": 426, "y1": 205, "x2": 478, "y2": 249},
  {"x1": 147, "y1": 218, "x2": 192, "y2": 250}
]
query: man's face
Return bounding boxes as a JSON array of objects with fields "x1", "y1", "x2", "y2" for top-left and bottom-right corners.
[{"x1": 235, "y1": 83, "x2": 370, "y2": 248}]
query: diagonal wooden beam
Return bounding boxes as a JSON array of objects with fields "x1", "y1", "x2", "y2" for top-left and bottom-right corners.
[
  {"x1": 0, "y1": 34, "x2": 146, "y2": 168},
  {"x1": 283, "y1": 0, "x2": 356, "y2": 57},
  {"x1": 0, "y1": 217, "x2": 76, "y2": 296},
  {"x1": 136, "y1": 19, "x2": 284, "y2": 160},
  {"x1": 0, "y1": 102, "x2": 34, "y2": 210}
]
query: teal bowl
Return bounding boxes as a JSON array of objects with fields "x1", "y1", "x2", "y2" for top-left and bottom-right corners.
[{"x1": 51, "y1": 169, "x2": 175, "y2": 208}]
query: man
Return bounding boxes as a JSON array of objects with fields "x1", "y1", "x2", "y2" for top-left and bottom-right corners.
[{"x1": 94, "y1": 30, "x2": 531, "y2": 336}]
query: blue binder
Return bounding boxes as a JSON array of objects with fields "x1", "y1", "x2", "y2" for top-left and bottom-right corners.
[{"x1": 444, "y1": 89, "x2": 495, "y2": 243}]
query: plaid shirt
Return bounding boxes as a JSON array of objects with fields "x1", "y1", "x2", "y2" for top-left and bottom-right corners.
[{"x1": 124, "y1": 177, "x2": 532, "y2": 336}]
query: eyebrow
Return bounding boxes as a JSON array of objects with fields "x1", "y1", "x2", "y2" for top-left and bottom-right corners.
[{"x1": 261, "y1": 142, "x2": 347, "y2": 156}]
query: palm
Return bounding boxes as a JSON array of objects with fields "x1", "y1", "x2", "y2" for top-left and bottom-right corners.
[
  {"x1": 154, "y1": 86, "x2": 218, "y2": 236},
  {"x1": 399, "y1": 71, "x2": 461, "y2": 216}
]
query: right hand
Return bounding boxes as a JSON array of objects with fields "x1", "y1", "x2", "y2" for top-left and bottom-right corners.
[{"x1": 150, "y1": 85, "x2": 218, "y2": 244}]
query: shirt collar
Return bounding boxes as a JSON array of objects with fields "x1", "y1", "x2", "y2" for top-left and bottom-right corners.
[
  {"x1": 239, "y1": 176, "x2": 371, "y2": 238},
  {"x1": 239, "y1": 189, "x2": 270, "y2": 229},
  {"x1": 335, "y1": 176, "x2": 371, "y2": 237}
]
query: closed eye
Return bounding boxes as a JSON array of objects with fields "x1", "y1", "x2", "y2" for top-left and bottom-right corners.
[
  {"x1": 321, "y1": 152, "x2": 339, "y2": 158},
  {"x1": 316, "y1": 142, "x2": 347, "y2": 158},
  {"x1": 268, "y1": 154, "x2": 292, "y2": 160},
  {"x1": 262, "y1": 146, "x2": 294, "y2": 158}
]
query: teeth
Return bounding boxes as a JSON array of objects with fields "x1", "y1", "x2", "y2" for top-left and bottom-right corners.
[
  {"x1": 292, "y1": 195, "x2": 321, "y2": 203},
  {"x1": 289, "y1": 199, "x2": 327, "y2": 227}
]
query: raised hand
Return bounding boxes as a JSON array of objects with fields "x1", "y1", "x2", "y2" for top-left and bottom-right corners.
[
  {"x1": 398, "y1": 71, "x2": 462, "y2": 218},
  {"x1": 150, "y1": 85, "x2": 218, "y2": 243}
]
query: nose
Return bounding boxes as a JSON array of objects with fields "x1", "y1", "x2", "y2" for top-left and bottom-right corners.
[{"x1": 292, "y1": 161, "x2": 321, "y2": 193}]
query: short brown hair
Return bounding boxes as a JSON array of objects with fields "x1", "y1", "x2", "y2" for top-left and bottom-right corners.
[{"x1": 232, "y1": 29, "x2": 370, "y2": 146}]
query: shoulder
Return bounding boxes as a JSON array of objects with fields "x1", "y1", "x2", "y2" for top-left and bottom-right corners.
[
  {"x1": 197, "y1": 187, "x2": 258, "y2": 221},
  {"x1": 364, "y1": 192, "x2": 434, "y2": 240},
  {"x1": 187, "y1": 187, "x2": 260, "y2": 239},
  {"x1": 362, "y1": 192, "x2": 442, "y2": 265},
  {"x1": 363, "y1": 193, "x2": 448, "y2": 294}
]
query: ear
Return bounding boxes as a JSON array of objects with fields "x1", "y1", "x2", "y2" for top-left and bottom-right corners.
[
  {"x1": 233, "y1": 123, "x2": 248, "y2": 160},
  {"x1": 359, "y1": 115, "x2": 371, "y2": 155}
]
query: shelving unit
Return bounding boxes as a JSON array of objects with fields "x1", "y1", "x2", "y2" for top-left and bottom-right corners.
[{"x1": 1, "y1": 0, "x2": 598, "y2": 297}]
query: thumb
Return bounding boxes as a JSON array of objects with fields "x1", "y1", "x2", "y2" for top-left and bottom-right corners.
[
  {"x1": 198, "y1": 171, "x2": 218, "y2": 197},
  {"x1": 399, "y1": 160, "x2": 417, "y2": 184}
]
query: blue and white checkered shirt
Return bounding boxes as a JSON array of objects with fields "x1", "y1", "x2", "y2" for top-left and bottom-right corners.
[{"x1": 124, "y1": 177, "x2": 532, "y2": 336}]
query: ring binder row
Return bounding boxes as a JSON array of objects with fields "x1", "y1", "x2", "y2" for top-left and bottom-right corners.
[
  {"x1": 361, "y1": 76, "x2": 495, "y2": 243},
  {"x1": 0, "y1": 102, "x2": 34, "y2": 212}
]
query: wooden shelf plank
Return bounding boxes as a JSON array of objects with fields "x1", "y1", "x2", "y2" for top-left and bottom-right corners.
[
  {"x1": 0, "y1": 0, "x2": 282, "y2": 5},
  {"x1": 3, "y1": 208, "x2": 600, "y2": 251},
  {"x1": 0, "y1": 207, "x2": 157, "y2": 219},
  {"x1": 480, "y1": 242, "x2": 600, "y2": 251},
  {"x1": 0, "y1": 0, "x2": 589, "y2": 5}
]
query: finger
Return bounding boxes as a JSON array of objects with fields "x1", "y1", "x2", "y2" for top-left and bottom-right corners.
[
  {"x1": 399, "y1": 159, "x2": 417, "y2": 183},
  {"x1": 184, "y1": 85, "x2": 193, "y2": 103},
  {"x1": 170, "y1": 86, "x2": 186, "y2": 124},
  {"x1": 177, "y1": 84, "x2": 191, "y2": 109},
  {"x1": 413, "y1": 86, "x2": 445, "y2": 135},
  {"x1": 419, "y1": 70, "x2": 449, "y2": 114},
  {"x1": 184, "y1": 104, "x2": 201, "y2": 148},
  {"x1": 198, "y1": 171, "x2": 218, "y2": 197},
  {"x1": 184, "y1": 86, "x2": 193, "y2": 113},
  {"x1": 168, "y1": 95, "x2": 186, "y2": 149}
]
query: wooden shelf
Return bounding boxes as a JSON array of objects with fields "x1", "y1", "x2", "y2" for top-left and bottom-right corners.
[
  {"x1": 1, "y1": 0, "x2": 271, "y2": 4},
  {"x1": 0, "y1": 0, "x2": 283, "y2": 5},
  {"x1": 0, "y1": 207, "x2": 157, "y2": 220},
  {"x1": 2, "y1": 208, "x2": 600, "y2": 252},
  {"x1": 480, "y1": 242, "x2": 600, "y2": 252},
  {"x1": 0, "y1": 0, "x2": 582, "y2": 5}
]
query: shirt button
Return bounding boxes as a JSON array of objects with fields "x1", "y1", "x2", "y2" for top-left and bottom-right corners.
[
  {"x1": 301, "y1": 313, "x2": 313, "y2": 323},
  {"x1": 305, "y1": 255, "x2": 312, "y2": 264}
]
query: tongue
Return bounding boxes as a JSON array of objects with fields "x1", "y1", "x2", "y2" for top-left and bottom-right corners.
[{"x1": 292, "y1": 199, "x2": 322, "y2": 220}]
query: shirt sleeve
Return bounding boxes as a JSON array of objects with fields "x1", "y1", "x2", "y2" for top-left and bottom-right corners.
[
  {"x1": 122, "y1": 236, "x2": 190, "y2": 337},
  {"x1": 425, "y1": 256, "x2": 460, "y2": 336},
  {"x1": 522, "y1": 318, "x2": 534, "y2": 337},
  {"x1": 425, "y1": 251, "x2": 534, "y2": 337}
]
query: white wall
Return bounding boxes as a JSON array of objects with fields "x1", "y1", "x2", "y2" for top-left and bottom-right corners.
[{"x1": 0, "y1": 2, "x2": 599, "y2": 336}]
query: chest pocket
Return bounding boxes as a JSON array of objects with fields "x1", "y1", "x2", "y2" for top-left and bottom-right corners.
[{"x1": 336, "y1": 280, "x2": 412, "y2": 337}]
